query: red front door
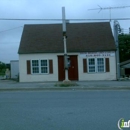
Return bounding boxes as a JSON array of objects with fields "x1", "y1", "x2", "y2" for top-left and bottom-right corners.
[{"x1": 58, "y1": 55, "x2": 78, "y2": 81}]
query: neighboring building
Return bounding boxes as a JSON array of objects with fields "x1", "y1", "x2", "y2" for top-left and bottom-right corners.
[
  {"x1": 120, "y1": 59, "x2": 130, "y2": 77},
  {"x1": 6, "y1": 63, "x2": 10, "y2": 70},
  {"x1": 18, "y1": 22, "x2": 116, "y2": 82},
  {"x1": 5, "y1": 68, "x2": 10, "y2": 79},
  {"x1": 10, "y1": 60, "x2": 19, "y2": 79}
]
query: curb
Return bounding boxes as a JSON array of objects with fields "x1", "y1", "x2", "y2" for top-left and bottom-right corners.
[{"x1": 0, "y1": 87, "x2": 130, "y2": 91}]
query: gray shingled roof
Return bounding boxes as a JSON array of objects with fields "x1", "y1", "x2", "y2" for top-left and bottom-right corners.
[{"x1": 18, "y1": 22, "x2": 116, "y2": 54}]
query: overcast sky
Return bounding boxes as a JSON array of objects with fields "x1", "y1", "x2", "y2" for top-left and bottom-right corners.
[{"x1": 0, "y1": 0, "x2": 130, "y2": 63}]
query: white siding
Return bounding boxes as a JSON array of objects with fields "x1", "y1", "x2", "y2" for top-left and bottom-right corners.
[
  {"x1": 10, "y1": 60, "x2": 19, "y2": 79},
  {"x1": 78, "y1": 52, "x2": 116, "y2": 80},
  {"x1": 19, "y1": 52, "x2": 116, "y2": 82},
  {"x1": 19, "y1": 54, "x2": 58, "y2": 82}
]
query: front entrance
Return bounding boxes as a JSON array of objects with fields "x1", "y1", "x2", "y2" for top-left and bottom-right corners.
[{"x1": 58, "y1": 55, "x2": 78, "y2": 81}]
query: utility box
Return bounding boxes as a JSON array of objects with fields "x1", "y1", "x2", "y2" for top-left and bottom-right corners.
[{"x1": 10, "y1": 60, "x2": 19, "y2": 79}]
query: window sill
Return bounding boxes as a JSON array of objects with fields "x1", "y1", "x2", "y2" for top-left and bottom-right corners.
[
  {"x1": 31, "y1": 73, "x2": 49, "y2": 75},
  {"x1": 87, "y1": 72, "x2": 106, "y2": 74}
]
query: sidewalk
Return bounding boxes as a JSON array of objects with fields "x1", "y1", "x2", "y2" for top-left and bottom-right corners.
[{"x1": 0, "y1": 79, "x2": 130, "y2": 91}]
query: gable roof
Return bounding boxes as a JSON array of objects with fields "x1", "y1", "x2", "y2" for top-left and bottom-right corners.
[
  {"x1": 120, "y1": 59, "x2": 130, "y2": 67},
  {"x1": 18, "y1": 22, "x2": 116, "y2": 54}
]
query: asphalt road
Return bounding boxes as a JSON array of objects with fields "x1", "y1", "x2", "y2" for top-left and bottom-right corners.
[{"x1": 0, "y1": 90, "x2": 130, "y2": 130}]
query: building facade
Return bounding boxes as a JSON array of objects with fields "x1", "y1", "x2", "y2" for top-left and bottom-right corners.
[
  {"x1": 18, "y1": 22, "x2": 116, "y2": 82},
  {"x1": 19, "y1": 52, "x2": 116, "y2": 82}
]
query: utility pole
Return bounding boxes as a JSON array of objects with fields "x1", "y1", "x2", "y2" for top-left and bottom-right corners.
[
  {"x1": 113, "y1": 20, "x2": 121, "y2": 80},
  {"x1": 62, "y1": 7, "x2": 70, "y2": 82}
]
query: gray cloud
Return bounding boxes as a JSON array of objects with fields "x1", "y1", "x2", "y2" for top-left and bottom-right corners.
[{"x1": 0, "y1": 0, "x2": 130, "y2": 63}]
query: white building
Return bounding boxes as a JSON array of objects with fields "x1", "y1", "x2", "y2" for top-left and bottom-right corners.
[
  {"x1": 120, "y1": 59, "x2": 130, "y2": 77},
  {"x1": 18, "y1": 22, "x2": 116, "y2": 82},
  {"x1": 10, "y1": 60, "x2": 19, "y2": 79}
]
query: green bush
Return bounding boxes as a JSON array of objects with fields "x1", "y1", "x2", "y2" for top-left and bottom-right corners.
[{"x1": 0, "y1": 62, "x2": 6, "y2": 76}]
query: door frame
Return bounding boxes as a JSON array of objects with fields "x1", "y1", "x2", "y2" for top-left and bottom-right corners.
[{"x1": 58, "y1": 55, "x2": 78, "y2": 81}]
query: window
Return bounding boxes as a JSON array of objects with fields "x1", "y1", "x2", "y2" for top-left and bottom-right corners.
[
  {"x1": 88, "y1": 58, "x2": 95, "y2": 72},
  {"x1": 88, "y1": 58, "x2": 105, "y2": 73},
  {"x1": 31, "y1": 60, "x2": 48, "y2": 74},
  {"x1": 32, "y1": 60, "x2": 39, "y2": 73},
  {"x1": 97, "y1": 58, "x2": 104, "y2": 72},
  {"x1": 41, "y1": 60, "x2": 48, "y2": 73}
]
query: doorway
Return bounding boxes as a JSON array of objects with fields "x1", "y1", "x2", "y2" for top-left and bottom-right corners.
[{"x1": 58, "y1": 55, "x2": 78, "y2": 81}]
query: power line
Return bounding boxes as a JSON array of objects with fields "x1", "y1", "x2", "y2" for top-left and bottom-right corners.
[
  {"x1": 0, "y1": 42, "x2": 20, "y2": 43},
  {"x1": 0, "y1": 26, "x2": 23, "y2": 33},
  {"x1": 0, "y1": 18, "x2": 130, "y2": 21}
]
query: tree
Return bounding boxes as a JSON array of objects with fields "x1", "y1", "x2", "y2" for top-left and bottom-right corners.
[
  {"x1": 119, "y1": 34, "x2": 130, "y2": 62},
  {"x1": 0, "y1": 61, "x2": 6, "y2": 75}
]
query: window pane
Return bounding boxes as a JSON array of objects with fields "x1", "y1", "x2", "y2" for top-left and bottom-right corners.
[
  {"x1": 98, "y1": 66, "x2": 104, "y2": 72},
  {"x1": 32, "y1": 67, "x2": 39, "y2": 73},
  {"x1": 89, "y1": 59, "x2": 95, "y2": 65},
  {"x1": 97, "y1": 58, "x2": 104, "y2": 72},
  {"x1": 89, "y1": 66, "x2": 95, "y2": 72},
  {"x1": 32, "y1": 60, "x2": 39, "y2": 66},
  {"x1": 97, "y1": 58, "x2": 104, "y2": 65},
  {"x1": 41, "y1": 60, "x2": 47, "y2": 66},
  {"x1": 41, "y1": 67, "x2": 48, "y2": 73}
]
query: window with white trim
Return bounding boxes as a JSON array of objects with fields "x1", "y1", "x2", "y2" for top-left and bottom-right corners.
[
  {"x1": 32, "y1": 60, "x2": 48, "y2": 74},
  {"x1": 32, "y1": 60, "x2": 39, "y2": 73},
  {"x1": 88, "y1": 58, "x2": 95, "y2": 72},
  {"x1": 97, "y1": 58, "x2": 104, "y2": 72},
  {"x1": 41, "y1": 60, "x2": 48, "y2": 73},
  {"x1": 88, "y1": 58, "x2": 105, "y2": 73}
]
